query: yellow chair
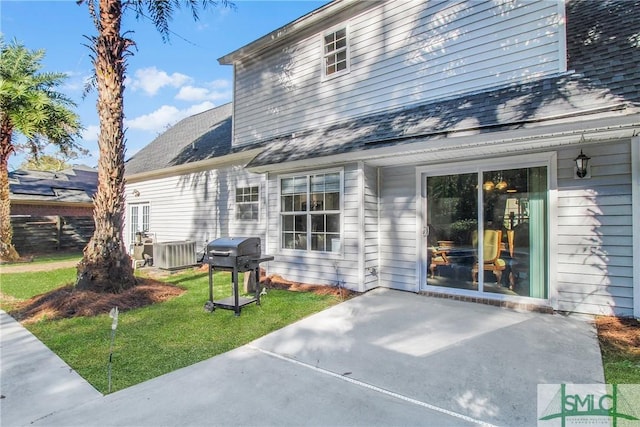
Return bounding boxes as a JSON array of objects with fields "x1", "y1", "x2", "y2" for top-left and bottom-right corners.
[
  {"x1": 429, "y1": 247, "x2": 450, "y2": 278},
  {"x1": 471, "y1": 230, "x2": 506, "y2": 285}
]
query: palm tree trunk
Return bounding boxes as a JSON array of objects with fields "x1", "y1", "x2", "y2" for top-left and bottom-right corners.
[
  {"x1": 0, "y1": 117, "x2": 20, "y2": 262},
  {"x1": 76, "y1": 0, "x2": 136, "y2": 292}
]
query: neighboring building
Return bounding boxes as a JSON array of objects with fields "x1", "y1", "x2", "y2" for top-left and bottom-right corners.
[
  {"x1": 9, "y1": 165, "x2": 98, "y2": 217},
  {"x1": 9, "y1": 165, "x2": 98, "y2": 253},
  {"x1": 125, "y1": 0, "x2": 640, "y2": 317}
]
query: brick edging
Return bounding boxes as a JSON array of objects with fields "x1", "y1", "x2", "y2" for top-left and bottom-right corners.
[{"x1": 418, "y1": 291, "x2": 555, "y2": 314}]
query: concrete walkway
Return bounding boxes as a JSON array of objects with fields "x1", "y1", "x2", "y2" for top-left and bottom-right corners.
[
  {"x1": 0, "y1": 259, "x2": 79, "y2": 274},
  {"x1": 1, "y1": 289, "x2": 604, "y2": 426}
]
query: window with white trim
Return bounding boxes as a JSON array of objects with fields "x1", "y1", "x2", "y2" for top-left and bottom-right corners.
[
  {"x1": 323, "y1": 26, "x2": 349, "y2": 78},
  {"x1": 129, "y1": 203, "x2": 150, "y2": 243},
  {"x1": 280, "y1": 171, "x2": 342, "y2": 252},
  {"x1": 235, "y1": 186, "x2": 260, "y2": 221}
]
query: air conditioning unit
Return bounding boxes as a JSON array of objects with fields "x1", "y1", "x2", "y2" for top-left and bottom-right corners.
[{"x1": 153, "y1": 240, "x2": 197, "y2": 269}]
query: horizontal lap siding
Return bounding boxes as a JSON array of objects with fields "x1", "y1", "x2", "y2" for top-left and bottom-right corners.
[
  {"x1": 555, "y1": 140, "x2": 633, "y2": 316},
  {"x1": 265, "y1": 165, "x2": 361, "y2": 289},
  {"x1": 232, "y1": 0, "x2": 561, "y2": 145},
  {"x1": 363, "y1": 163, "x2": 380, "y2": 290},
  {"x1": 124, "y1": 167, "x2": 266, "y2": 250},
  {"x1": 379, "y1": 166, "x2": 417, "y2": 291}
]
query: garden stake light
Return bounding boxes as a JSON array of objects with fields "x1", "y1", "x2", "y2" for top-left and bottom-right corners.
[{"x1": 108, "y1": 306, "x2": 119, "y2": 393}]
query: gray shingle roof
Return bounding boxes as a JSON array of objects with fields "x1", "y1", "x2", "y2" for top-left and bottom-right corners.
[
  {"x1": 9, "y1": 166, "x2": 98, "y2": 203},
  {"x1": 247, "y1": 0, "x2": 640, "y2": 169},
  {"x1": 124, "y1": 103, "x2": 233, "y2": 176}
]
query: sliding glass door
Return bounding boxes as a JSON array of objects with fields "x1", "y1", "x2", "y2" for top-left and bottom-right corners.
[
  {"x1": 425, "y1": 165, "x2": 548, "y2": 299},
  {"x1": 426, "y1": 173, "x2": 478, "y2": 290}
]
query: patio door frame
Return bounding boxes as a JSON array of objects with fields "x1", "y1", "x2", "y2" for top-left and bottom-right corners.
[
  {"x1": 128, "y1": 202, "x2": 150, "y2": 247},
  {"x1": 415, "y1": 152, "x2": 558, "y2": 305}
]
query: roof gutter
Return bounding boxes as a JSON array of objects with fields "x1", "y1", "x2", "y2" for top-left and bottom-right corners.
[
  {"x1": 9, "y1": 199, "x2": 94, "y2": 208},
  {"x1": 125, "y1": 147, "x2": 264, "y2": 183}
]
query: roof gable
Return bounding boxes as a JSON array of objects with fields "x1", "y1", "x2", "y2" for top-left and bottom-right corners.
[{"x1": 124, "y1": 103, "x2": 233, "y2": 176}]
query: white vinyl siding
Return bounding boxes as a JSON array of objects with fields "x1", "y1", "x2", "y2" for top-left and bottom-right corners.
[
  {"x1": 555, "y1": 140, "x2": 634, "y2": 316},
  {"x1": 378, "y1": 165, "x2": 418, "y2": 292},
  {"x1": 124, "y1": 166, "x2": 266, "y2": 251},
  {"x1": 232, "y1": 0, "x2": 564, "y2": 146},
  {"x1": 363, "y1": 163, "x2": 380, "y2": 290}
]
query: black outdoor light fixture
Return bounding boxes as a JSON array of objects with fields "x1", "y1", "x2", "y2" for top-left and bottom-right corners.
[{"x1": 574, "y1": 149, "x2": 591, "y2": 179}]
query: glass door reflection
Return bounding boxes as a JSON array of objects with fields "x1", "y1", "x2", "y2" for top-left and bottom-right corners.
[
  {"x1": 426, "y1": 173, "x2": 478, "y2": 290},
  {"x1": 425, "y1": 166, "x2": 547, "y2": 299}
]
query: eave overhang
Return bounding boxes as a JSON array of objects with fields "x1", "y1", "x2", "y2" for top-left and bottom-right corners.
[
  {"x1": 246, "y1": 112, "x2": 640, "y2": 173},
  {"x1": 125, "y1": 148, "x2": 263, "y2": 183},
  {"x1": 218, "y1": 0, "x2": 380, "y2": 65}
]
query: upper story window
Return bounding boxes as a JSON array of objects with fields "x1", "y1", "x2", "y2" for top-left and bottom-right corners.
[
  {"x1": 323, "y1": 26, "x2": 349, "y2": 78},
  {"x1": 236, "y1": 186, "x2": 260, "y2": 221}
]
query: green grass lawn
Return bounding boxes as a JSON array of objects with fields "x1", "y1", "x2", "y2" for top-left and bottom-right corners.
[
  {"x1": 1, "y1": 268, "x2": 77, "y2": 300},
  {"x1": 0, "y1": 266, "x2": 341, "y2": 394}
]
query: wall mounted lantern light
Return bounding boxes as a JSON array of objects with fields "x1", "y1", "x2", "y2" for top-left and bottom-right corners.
[{"x1": 574, "y1": 150, "x2": 591, "y2": 179}]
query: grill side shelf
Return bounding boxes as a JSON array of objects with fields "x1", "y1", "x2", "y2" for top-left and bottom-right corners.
[{"x1": 205, "y1": 254, "x2": 273, "y2": 317}]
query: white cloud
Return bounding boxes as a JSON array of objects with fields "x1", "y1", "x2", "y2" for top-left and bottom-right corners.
[
  {"x1": 81, "y1": 125, "x2": 100, "y2": 141},
  {"x1": 126, "y1": 105, "x2": 180, "y2": 132},
  {"x1": 208, "y1": 79, "x2": 231, "y2": 90},
  {"x1": 184, "y1": 101, "x2": 216, "y2": 116},
  {"x1": 125, "y1": 102, "x2": 215, "y2": 133},
  {"x1": 129, "y1": 67, "x2": 191, "y2": 96},
  {"x1": 175, "y1": 86, "x2": 210, "y2": 101},
  {"x1": 61, "y1": 71, "x2": 93, "y2": 93},
  {"x1": 175, "y1": 79, "x2": 231, "y2": 102}
]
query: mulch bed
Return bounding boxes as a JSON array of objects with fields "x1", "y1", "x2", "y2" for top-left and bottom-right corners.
[
  {"x1": 10, "y1": 278, "x2": 185, "y2": 324},
  {"x1": 194, "y1": 265, "x2": 357, "y2": 299},
  {"x1": 595, "y1": 316, "x2": 640, "y2": 355},
  {"x1": 263, "y1": 274, "x2": 357, "y2": 299}
]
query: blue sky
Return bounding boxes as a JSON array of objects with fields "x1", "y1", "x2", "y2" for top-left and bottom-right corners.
[{"x1": 1, "y1": 0, "x2": 327, "y2": 170}]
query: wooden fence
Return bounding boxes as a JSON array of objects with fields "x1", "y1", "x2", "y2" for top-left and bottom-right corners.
[{"x1": 10, "y1": 216, "x2": 95, "y2": 254}]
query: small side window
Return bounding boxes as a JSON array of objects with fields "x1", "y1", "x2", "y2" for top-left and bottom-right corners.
[
  {"x1": 235, "y1": 186, "x2": 260, "y2": 221},
  {"x1": 323, "y1": 26, "x2": 349, "y2": 78}
]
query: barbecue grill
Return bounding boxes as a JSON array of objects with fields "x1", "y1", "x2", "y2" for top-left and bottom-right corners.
[{"x1": 204, "y1": 237, "x2": 274, "y2": 316}]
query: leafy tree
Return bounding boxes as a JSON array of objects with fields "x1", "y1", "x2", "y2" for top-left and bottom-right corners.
[
  {"x1": 19, "y1": 154, "x2": 72, "y2": 171},
  {"x1": 75, "y1": 0, "x2": 232, "y2": 292},
  {"x1": 0, "y1": 38, "x2": 83, "y2": 261}
]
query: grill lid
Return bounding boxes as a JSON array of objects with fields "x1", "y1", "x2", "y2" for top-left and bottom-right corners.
[{"x1": 207, "y1": 237, "x2": 261, "y2": 258}]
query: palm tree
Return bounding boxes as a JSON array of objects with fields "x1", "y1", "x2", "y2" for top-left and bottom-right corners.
[
  {"x1": 75, "y1": 0, "x2": 231, "y2": 292},
  {"x1": 0, "y1": 38, "x2": 82, "y2": 262}
]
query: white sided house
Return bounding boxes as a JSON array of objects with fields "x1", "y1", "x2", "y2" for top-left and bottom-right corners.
[{"x1": 125, "y1": 0, "x2": 640, "y2": 317}]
